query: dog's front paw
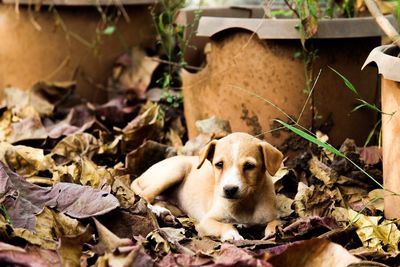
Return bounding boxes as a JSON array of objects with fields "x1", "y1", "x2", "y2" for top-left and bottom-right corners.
[
  {"x1": 221, "y1": 230, "x2": 244, "y2": 242},
  {"x1": 147, "y1": 204, "x2": 175, "y2": 225}
]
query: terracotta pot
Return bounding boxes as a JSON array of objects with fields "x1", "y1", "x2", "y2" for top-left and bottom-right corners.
[
  {"x1": 0, "y1": 1, "x2": 157, "y2": 103},
  {"x1": 363, "y1": 45, "x2": 400, "y2": 219},
  {"x1": 180, "y1": 8, "x2": 394, "y2": 147}
]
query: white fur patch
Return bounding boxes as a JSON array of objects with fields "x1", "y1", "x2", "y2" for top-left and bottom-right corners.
[
  {"x1": 232, "y1": 142, "x2": 240, "y2": 163},
  {"x1": 222, "y1": 168, "x2": 242, "y2": 188},
  {"x1": 221, "y1": 229, "x2": 244, "y2": 241},
  {"x1": 221, "y1": 142, "x2": 242, "y2": 190},
  {"x1": 147, "y1": 204, "x2": 171, "y2": 217}
]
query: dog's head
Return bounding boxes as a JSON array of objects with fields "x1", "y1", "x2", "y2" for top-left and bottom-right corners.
[{"x1": 197, "y1": 132, "x2": 283, "y2": 200}]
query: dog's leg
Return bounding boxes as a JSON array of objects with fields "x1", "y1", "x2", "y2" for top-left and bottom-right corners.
[
  {"x1": 197, "y1": 217, "x2": 244, "y2": 241},
  {"x1": 131, "y1": 156, "x2": 191, "y2": 203}
]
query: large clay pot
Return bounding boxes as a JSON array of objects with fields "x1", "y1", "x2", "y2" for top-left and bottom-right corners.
[
  {"x1": 181, "y1": 9, "x2": 393, "y2": 147},
  {"x1": 363, "y1": 44, "x2": 400, "y2": 219},
  {"x1": 0, "y1": 0, "x2": 157, "y2": 103}
]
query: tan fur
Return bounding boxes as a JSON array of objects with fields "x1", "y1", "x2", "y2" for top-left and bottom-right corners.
[{"x1": 131, "y1": 132, "x2": 283, "y2": 241}]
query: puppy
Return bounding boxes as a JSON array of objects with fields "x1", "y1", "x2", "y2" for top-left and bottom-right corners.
[{"x1": 131, "y1": 132, "x2": 283, "y2": 241}]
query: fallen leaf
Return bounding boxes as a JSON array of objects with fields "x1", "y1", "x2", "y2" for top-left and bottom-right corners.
[
  {"x1": 7, "y1": 109, "x2": 48, "y2": 143},
  {"x1": 195, "y1": 116, "x2": 232, "y2": 136},
  {"x1": 125, "y1": 140, "x2": 176, "y2": 177},
  {"x1": 309, "y1": 156, "x2": 338, "y2": 187},
  {"x1": 51, "y1": 133, "x2": 99, "y2": 164},
  {"x1": 146, "y1": 230, "x2": 172, "y2": 254},
  {"x1": 35, "y1": 207, "x2": 88, "y2": 241},
  {"x1": 160, "y1": 252, "x2": 212, "y2": 266},
  {"x1": 182, "y1": 133, "x2": 213, "y2": 156},
  {"x1": 95, "y1": 99, "x2": 139, "y2": 134},
  {"x1": 79, "y1": 158, "x2": 113, "y2": 188},
  {"x1": 122, "y1": 102, "x2": 164, "y2": 152},
  {"x1": 5, "y1": 87, "x2": 54, "y2": 116},
  {"x1": 111, "y1": 175, "x2": 136, "y2": 209},
  {"x1": 214, "y1": 244, "x2": 272, "y2": 267},
  {"x1": 347, "y1": 209, "x2": 400, "y2": 253},
  {"x1": 45, "y1": 106, "x2": 97, "y2": 139},
  {"x1": 108, "y1": 47, "x2": 159, "y2": 99},
  {"x1": 267, "y1": 238, "x2": 360, "y2": 267},
  {"x1": 97, "y1": 201, "x2": 156, "y2": 239},
  {"x1": 0, "y1": 142, "x2": 53, "y2": 176},
  {"x1": 0, "y1": 162, "x2": 119, "y2": 231},
  {"x1": 276, "y1": 193, "x2": 294, "y2": 218},
  {"x1": 182, "y1": 237, "x2": 220, "y2": 255},
  {"x1": 293, "y1": 182, "x2": 342, "y2": 217},
  {"x1": 31, "y1": 81, "x2": 75, "y2": 107},
  {"x1": 359, "y1": 146, "x2": 382, "y2": 165},
  {"x1": 367, "y1": 189, "x2": 384, "y2": 212},
  {"x1": 93, "y1": 218, "x2": 133, "y2": 254},
  {"x1": 57, "y1": 225, "x2": 93, "y2": 267},
  {"x1": 281, "y1": 216, "x2": 339, "y2": 238},
  {"x1": 0, "y1": 241, "x2": 60, "y2": 267},
  {"x1": 95, "y1": 244, "x2": 155, "y2": 267}
]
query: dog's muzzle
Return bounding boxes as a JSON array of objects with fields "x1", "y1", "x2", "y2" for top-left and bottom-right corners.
[{"x1": 223, "y1": 185, "x2": 239, "y2": 199}]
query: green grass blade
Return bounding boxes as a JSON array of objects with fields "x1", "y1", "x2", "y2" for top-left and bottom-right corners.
[
  {"x1": 356, "y1": 99, "x2": 383, "y2": 113},
  {"x1": 275, "y1": 120, "x2": 345, "y2": 157},
  {"x1": 329, "y1": 67, "x2": 358, "y2": 95},
  {"x1": 352, "y1": 103, "x2": 367, "y2": 113}
]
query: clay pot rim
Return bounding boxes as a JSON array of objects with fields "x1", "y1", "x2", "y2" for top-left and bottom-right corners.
[
  {"x1": 196, "y1": 15, "x2": 396, "y2": 39},
  {"x1": 2, "y1": 0, "x2": 156, "y2": 5},
  {"x1": 363, "y1": 45, "x2": 400, "y2": 82}
]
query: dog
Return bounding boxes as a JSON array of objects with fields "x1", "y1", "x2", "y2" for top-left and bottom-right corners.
[{"x1": 131, "y1": 132, "x2": 283, "y2": 241}]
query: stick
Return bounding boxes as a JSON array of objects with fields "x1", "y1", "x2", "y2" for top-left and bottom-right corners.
[{"x1": 364, "y1": 0, "x2": 400, "y2": 48}]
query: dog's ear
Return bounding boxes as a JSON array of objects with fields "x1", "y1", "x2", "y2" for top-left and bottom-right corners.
[
  {"x1": 197, "y1": 140, "x2": 217, "y2": 169},
  {"x1": 259, "y1": 142, "x2": 283, "y2": 176}
]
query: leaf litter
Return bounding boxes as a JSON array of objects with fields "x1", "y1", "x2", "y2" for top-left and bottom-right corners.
[{"x1": 0, "y1": 49, "x2": 397, "y2": 267}]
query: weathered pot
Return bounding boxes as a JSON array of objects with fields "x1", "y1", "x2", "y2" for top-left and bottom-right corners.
[
  {"x1": 363, "y1": 44, "x2": 400, "y2": 219},
  {"x1": 181, "y1": 8, "x2": 394, "y2": 147},
  {"x1": 0, "y1": 0, "x2": 157, "y2": 103}
]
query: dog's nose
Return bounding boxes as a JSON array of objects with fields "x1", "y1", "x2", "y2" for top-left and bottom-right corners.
[{"x1": 223, "y1": 185, "x2": 239, "y2": 199}]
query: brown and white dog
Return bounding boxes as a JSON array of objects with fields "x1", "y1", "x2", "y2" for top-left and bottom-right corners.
[{"x1": 131, "y1": 132, "x2": 283, "y2": 241}]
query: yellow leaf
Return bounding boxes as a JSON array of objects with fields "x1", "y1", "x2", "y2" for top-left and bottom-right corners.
[{"x1": 348, "y1": 209, "x2": 400, "y2": 253}]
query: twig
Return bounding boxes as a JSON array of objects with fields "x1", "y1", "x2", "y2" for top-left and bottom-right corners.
[
  {"x1": 364, "y1": 0, "x2": 400, "y2": 48},
  {"x1": 283, "y1": 0, "x2": 300, "y2": 18},
  {"x1": 151, "y1": 58, "x2": 203, "y2": 71}
]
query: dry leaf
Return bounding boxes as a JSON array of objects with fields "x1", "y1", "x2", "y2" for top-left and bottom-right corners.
[
  {"x1": 96, "y1": 245, "x2": 155, "y2": 267},
  {"x1": 5, "y1": 87, "x2": 54, "y2": 116},
  {"x1": 367, "y1": 189, "x2": 384, "y2": 212},
  {"x1": 109, "y1": 47, "x2": 159, "y2": 99},
  {"x1": 111, "y1": 175, "x2": 136, "y2": 209},
  {"x1": 0, "y1": 162, "x2": 119, "y2": 231},
  {"x1": 276, "y1": 193, "x2": 294, "y2": 218},
  {"x1": 0, "y1": 142, "x2": 53, "y2": 176},
  {"x1": 51, "y1": 133, "x2": 99, "y2": 163},
  {"x1": 195, "y1": 116, "x2": 232, "y2": 136},
  {"x1": 347, "y1": 209, "x2": 400, "y2": 253},
  {"x1": 359, "y1": 146, "x2": 382, "y2": 166},
  {"x1": 309, "y1": 156, "x2": 338, "y2": 187},
  {"x1": 45, "y1": 106, "x2": 97, "y2": 139},
  {"x1": 293, "y1": 182, "x2": 339, "y2": 217},
  {"x1": 125, "y1": 140, "x2": 176, "y2": 177},
  {"x1": 93, "y1": 218, "x2": 133, "y2": 254},
  {"x1": 267, "y1": 238, "x2": 360, "y2": 267},
  {"x1": 122, "y1": 102, "x2": 164, "y2": 151},
  {"x1": 0, "y1": 241, "x2": 60, "y2": 267},
  {"x1": 58, "y1": 226, "x2": 93, "y2": 267},
  {"x1": 214, "y1": 244, "x2": 272, "y2": 267}
]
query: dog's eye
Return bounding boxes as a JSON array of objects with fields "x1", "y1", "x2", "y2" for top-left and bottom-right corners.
[
  {"x1": 243, "y1": 162, "x2": 256, "y2": 171},
  {"x1": 215, "y1": 161, "x2": 224, "y2": 169}
]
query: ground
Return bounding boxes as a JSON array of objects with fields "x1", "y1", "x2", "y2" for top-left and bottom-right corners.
[{"x1": 0, "y1": 79, "x2": 398, "y2": 267}]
